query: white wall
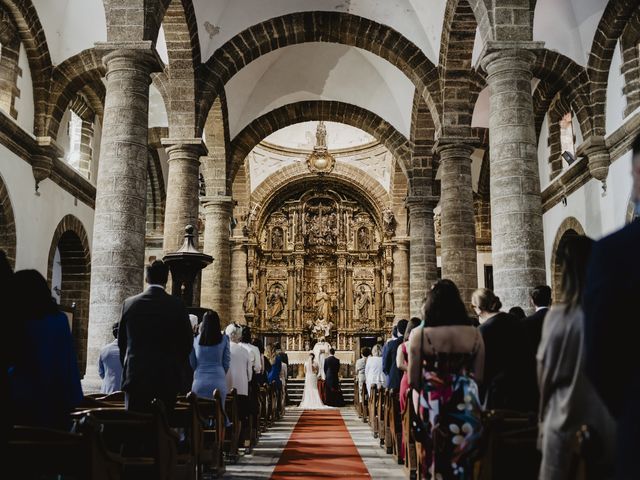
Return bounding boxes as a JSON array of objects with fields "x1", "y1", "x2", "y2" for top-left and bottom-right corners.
[{"x1": 0, "y1": 145, "x2": 94, "y2": 276}]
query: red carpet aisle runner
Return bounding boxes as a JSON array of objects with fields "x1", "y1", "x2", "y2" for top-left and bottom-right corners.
[{"x1": 270, "y1": 410, "x2": 371, "y2": 479}]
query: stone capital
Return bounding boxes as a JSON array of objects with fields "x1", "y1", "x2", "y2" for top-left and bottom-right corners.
[
  {"x1": 162, "y1": 138, "x2": 208, "y2": 160},
  {"x1": 405, "y1": 195, "x2": 438, "y2": 215},
  {"x1": 95, "y1": 41, "x2": 164, "y2": 77},
  {"x1": 201, "y1": 195, "x2": 234, "y2": 214},
  {"x1": 433, "y1": 137, "x2": 476, "y2": 158},
  {"x1": 480, "y1": 42, "x2": 543, "y2": 77}
]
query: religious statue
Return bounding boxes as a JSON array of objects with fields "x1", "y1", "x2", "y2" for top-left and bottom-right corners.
[
  {"x1": 267, "y1": 285, "x2": 286, "y2": 320},
  {"x1": 271, "y1": 227, "x2": 284, "y2": 250},
  {"x1": 354, "y1": 284, "x2": 371, "y2": 323},
  {"x1": 242, "y1": 282, "x2": 257, "y2": 315},
  {"x1": 315, "y1": 285, "x2": 331, "y2": 321},
  {"x1": 358, "y1": 227, "x2": 371, "y2": 250},
  {"x1": 382, "y1": 281, "x2": 394, "y2": 314},
  {"x1": 382, "y1": 207, "x2": 397, "y2": 237}
]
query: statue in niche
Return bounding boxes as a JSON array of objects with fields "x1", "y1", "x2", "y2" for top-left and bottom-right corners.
[
  {"x1": 358, "y1": 227, "x2": 371, "y2": 250},
  {"x1": 267, "y1": 284, "x2": 286, "y2": 320},
  {"x1": 354, "y1": 284, "x2": 372, "y2": 324},
  {"x1": 315, "y1": 285, "x2": 331, "y2": 322},
  {"x1": 271, "y1": 227, "x2": 284, "y2": 250},
  {"x1": 382, "y1": 281, "x2": 394, "y2": 314},
  {"x1": 242, "y1": 282, "x2": 257, "y2": 315},
  {"x1": 383, "y1": 207, "x2": 397, "y2": 237}
]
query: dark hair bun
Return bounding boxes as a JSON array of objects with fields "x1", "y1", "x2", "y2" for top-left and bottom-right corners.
[{"x1": 491, "y1": 296, "x2": 502, "y2": 311}]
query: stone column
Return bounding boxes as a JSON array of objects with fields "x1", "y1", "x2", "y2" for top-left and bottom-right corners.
[
  {"x1": 435, "y1": 141, "x2": 478, "y2": 304},
  {"x1": 392, "y1": 238, "x2": 410, "y2": 320},
  {"x1": 200, "y1": 196, "x2": 233, "y2": 320},
  {"x1": 161, "y1": 139, "x2": 207, "y2": 253},
  {"x1": 481, "y1": 46, "x2": 546, "y2": 311},
  {"x1": 85, "y1": 43, "x2": 161, "y2": 387},
  {"x1": 229, "y1": 239, "x2": 248, "y2": 326},
  {"x1": 406, "y1": 196, "x2": 438, "y2": 316}
]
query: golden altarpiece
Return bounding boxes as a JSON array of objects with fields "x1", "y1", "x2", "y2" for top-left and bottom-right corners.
[{"x1": 240, "y1": 123, "x2": 399, "y2": 369}]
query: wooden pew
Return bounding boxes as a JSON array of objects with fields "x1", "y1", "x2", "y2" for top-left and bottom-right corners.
[
  {"x1": 377, "y1": 386, "x2": 387, "y2": 448},
  {"x1": 388, "y1": 389, "x2": 403, "y2": 464},
  {"x1": 259, "y1": 384, "x2": 270, "y2": 432},
  {"x1": 368, "y1": 384, "x2": 379, "y2": 438},
  {"x1": 353, "y1": 378, "x2": 361, "y2": 416},
  {"x1": 167, "y1": 396, "x2": 199, "y2": 480},
  {"x1": 361, "y1": 381, "x2": 369, "y2": 424},
  {"x1": 74, "y1": 400, "x2": 180, "y2": 480},
  {"x1": 9, "y1": 420, "x2": 121, "y2": 480},
  {"x1": 383, "y1": 389, "x2": 393, "y2": 454},
  {"x1": 223, "y1": 388, "x2": 241, "y2": 464},
  {"x1": 401, "y1": 389, "x2": 418, "y2": 480},
  {"x1": 568, "y1": 425, "x2": 613, "y2": 480}
]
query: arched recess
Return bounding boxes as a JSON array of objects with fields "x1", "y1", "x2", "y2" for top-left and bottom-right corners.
[
  {"x1": 229, "y1": 101, "x2": 411, "y2": 183},
  {"x1": 195, "y1": 11, "x2": 442, "y2": 135},
  {"x1": 146, "y1": 149, "x2": 166, "y2": 234},
  {"x1": 550, "y1": 216, "x2": 586, "y2": 303},
  {"x1": 47, "y1": 215, "x2": 91, "y2": 373},
  {"x1": 252, "y1": 162, "x2": 390, "y2": 229},
  {"x1": 0, "y1": 172, "x2": 16, "y2": 268}
]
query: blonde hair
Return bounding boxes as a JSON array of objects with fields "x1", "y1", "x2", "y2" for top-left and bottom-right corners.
[
  {"x1": 371, "y1": 344, "x2": 383, "y2": 357},
  {"x1": 224, "y1": 323, "x2": 242, "y2": 342},
  {"x1": 472, "y1": 288, "x2": 502, "y2": 313}
]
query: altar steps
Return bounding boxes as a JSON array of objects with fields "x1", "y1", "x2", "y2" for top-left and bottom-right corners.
[{"x1": 285, "y1": 378, "x2": 354, "y2": 405}]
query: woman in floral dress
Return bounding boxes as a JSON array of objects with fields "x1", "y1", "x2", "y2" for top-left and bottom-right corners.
[{"x1": 408, "y1": 280, "x2": 485, "y2": 479}]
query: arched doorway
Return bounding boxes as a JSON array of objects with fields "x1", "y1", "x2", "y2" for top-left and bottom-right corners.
[
  {"x1": 550, "y1": 217, "x2": 586, "y2": 302},
  {"x1": 47, "y1": 215, "x2": 91, "y2": 374},
  {"x1": 0, "y1": 173, "x2": 17, "y2": 268}
]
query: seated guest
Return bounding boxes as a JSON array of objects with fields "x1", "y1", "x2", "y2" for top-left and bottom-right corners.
[
  {"x1": 190, "y1": 310, "x2": 230, "y2": 402},
  {"x1": 119, "y1": 260, "x2": 193, "y2": 412},
  {"x1": 364, "y1": 344, "x2": 385, "y2": 395},
  {"x1": 508, "y1": 306, "x2": 526, "y2": 320},
  {"x1": 98, "y1": 322, "x2": 123, "y2": 394},
  {"x1": 383, "y1": 319, "x2": 408, "y2": 390},
  {"x1": 355, "y1": 347, "x2": 371, "y2": 403},
  {"x1": 538, "y1": 235, "x2": 615, "y2": 479},
  {"x1": 409, "y1": 279, "x2": 484, "y2": 479},
  {"x1": 9, "y1": 270, "x2": 83, "y2": 430},
  {"x1": 472, "y1": 288, "x2": 529, "y2": 410}
]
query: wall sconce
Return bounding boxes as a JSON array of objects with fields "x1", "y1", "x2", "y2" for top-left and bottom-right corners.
[
  {"x1": 561, "y1": 151, "x2": 576, "y2": 166},
  {"x1": 561, "y1": 195, "x2": 568, "y2": 207}
]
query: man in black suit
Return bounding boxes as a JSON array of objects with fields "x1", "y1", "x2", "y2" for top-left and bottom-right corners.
[
  {"x1": 584, "y1": 136, "x2": 640, "y2": 480},
  {"x1": 323, "y1": 348, "x2": 343, "y2": 407},
  {"x1": 383, "y1": 319, "x2": 408, "y2": 390},
  {"x1": 118, "y1": 260, "x2": 194, "y2": 412},
  {"x1": 521, "y1": 285, "x2": 551, "y2": 411}
]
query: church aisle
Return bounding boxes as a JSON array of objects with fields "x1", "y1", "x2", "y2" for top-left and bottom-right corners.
[{"x1": 224, "y1": 408, "x2": 406, "y2": 479}]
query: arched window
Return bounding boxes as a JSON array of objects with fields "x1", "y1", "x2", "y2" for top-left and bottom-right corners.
[{"x1": 0, "y1": 10, "x2": 21, "y2": 120}]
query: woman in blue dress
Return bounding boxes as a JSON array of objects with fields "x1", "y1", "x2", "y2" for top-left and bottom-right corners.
[{"x1": 190, "y1": 310, "x2": 230, "y2": 402}]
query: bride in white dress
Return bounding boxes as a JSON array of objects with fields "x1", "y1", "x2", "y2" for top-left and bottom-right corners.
[{"x1": 298, "y1": 353, "x2": 333, "y2": 409}]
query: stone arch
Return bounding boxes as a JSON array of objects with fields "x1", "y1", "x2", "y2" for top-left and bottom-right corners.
[
  {"x1": 409, "y1": 91, "x2": 436, "y2": 198},
  {"x1": 195, "y1": 11, "x2": 442, "y2": 135},
  {"x1": 202, "y1": 94, "x2": 231, "y2": 195},
  {"x1": 0, "y1": 0, "x2": 52, "y2": 135},
  {"x1": 620, "y1": 10, "x2": 640, "y2": 117},
  {"x1": 587, "y1": 0, "x2": 640, "y2": 136},
  {"x1": 0, "y1": 8, "x2": 22, "y2": 119},
  {"x1": 45, "y1": 48, "x2": 105, "y2": 139},
  {"x1": 0, "y1": 172, "x2": 16, "y2": 268},
  {"x1": 146, "y1": 149, "x2": 166, "y2": 234},
  {"x1": 46, "y1": 214, "x2": 91, "y2": 373},
  {"x1": 550, "y1": 216, "x2": 585, "y2": 302},
  {"x1": 251, "y1": 162, "x2": 390, "y2": 231},
  {"x1": 229, "y1": 101, "x2": 412, "y2": 183}
]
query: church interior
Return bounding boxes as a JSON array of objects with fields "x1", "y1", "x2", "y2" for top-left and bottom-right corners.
[{"x1": 2, "y1": 0, "x2": 638, "y2": 479}]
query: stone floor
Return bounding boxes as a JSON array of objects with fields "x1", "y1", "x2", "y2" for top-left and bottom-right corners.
[{"x1": 223, "y1": 408, "x2": 407, "y2": 479}]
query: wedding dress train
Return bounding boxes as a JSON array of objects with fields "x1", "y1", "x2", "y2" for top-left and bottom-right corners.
[{"x1": 298, "y1": 358, "x2": 333, "y2": 409}]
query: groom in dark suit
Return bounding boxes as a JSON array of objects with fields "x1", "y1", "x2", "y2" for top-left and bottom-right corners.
[
  {"x1": 118, "y1": 260, "x2": 194, "y2": 412},
  {"x1": 324, "y1": 348, "x2": 344, "y2": 407}
]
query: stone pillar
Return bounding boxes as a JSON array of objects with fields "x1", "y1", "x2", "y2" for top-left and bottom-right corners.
[
  {"x1": 85, "y1": 43, "x2": 161, "y2": 387},
  {"x1": 481, "y1": 46, "x2": 546, "y2": 311},
  {"x1": 392, "y1": 238, "x2": 410, "y2": 320},
  {"x1": 435, "y1": 141, "x2": 478, "y2": 304},
  {"x1": 229, "y1": 239, "x2": 248, "y2": 326},
  {"x1": 406, "y1": 196, "x2": 438, "y2": 316},
  {"x1": 200, "y1": 196, "x2": 233, "y2": 320},
  {"x1": 161, "y1": 139, "x2": 207, "y2": 253}
]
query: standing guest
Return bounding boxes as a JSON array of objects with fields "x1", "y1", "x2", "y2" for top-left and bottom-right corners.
[
  {"x1": 508, "y1": 306, "x2": 526, "y2": 320},
  {"x1": 252, "y1": 339, "x2": 269, "y2": 385},
  {"x1": 365, "y1": 344, "x2": 385, "y2": 395},
  {"x1": 355, "y1": 347, "x2": 371, "y2": 402},
  {"x1": 267, "y1": 350, "x2": 283, "y2": 388},
  {"x1": 521, "y1": 285, "x2": 552, "y2": 412},
  {"x1": 324, "y1": 348, "x2": 344, "y2": 407},
  {"x1": 274, "y1": 342, "x2": 289, "y2": 366},
  {"x1": 409, "y1": 279, "x2": 484, "y2": 480},
  {"x1": 190, "y1": 310, "x2": 230, "y2": 402},
  {"x1": 383, "y1": 319, "x2": 408, "y2": 390},
  {"x1": 98, "y1": 323, "x2": 123, "y2": 394},
  {"x1": 472, "y1": 288, "x2": 528, "y2": 410},
  {"x1": 225, "y1": 323, "x2": 252, "y2": 448},
  {"x1": 9, "y1": 270, "x2": 83, "y2": 430},
  {"x1": 241, "y1": 326, "x2": 262, "y2": 376},
  {"x1": 396, "y1": 317, "x2": 421, "y2": 412},
  {"x1": 118, "y1": 260, "x2": 193, "y2": 412},
  {"x1": 1, "y1": 250, "x2": 16, "y2": 444},
  {"x1": 381, "y1": 326, "x2": 398, "y2": 387},
  {"x1": 584, "y1": 136, "x2": 640, "y2": 480},
  {"x1": 538, "y1": 235, "x2": 615, "y2": 479}
]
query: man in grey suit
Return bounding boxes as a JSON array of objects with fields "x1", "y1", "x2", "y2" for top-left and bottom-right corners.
[
  {"x1": 98, "y1": 322, "x2": 122, "y2": 394},
  {"x1": 118, "y1": 260, "x2": 193, "y2": 412}
]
